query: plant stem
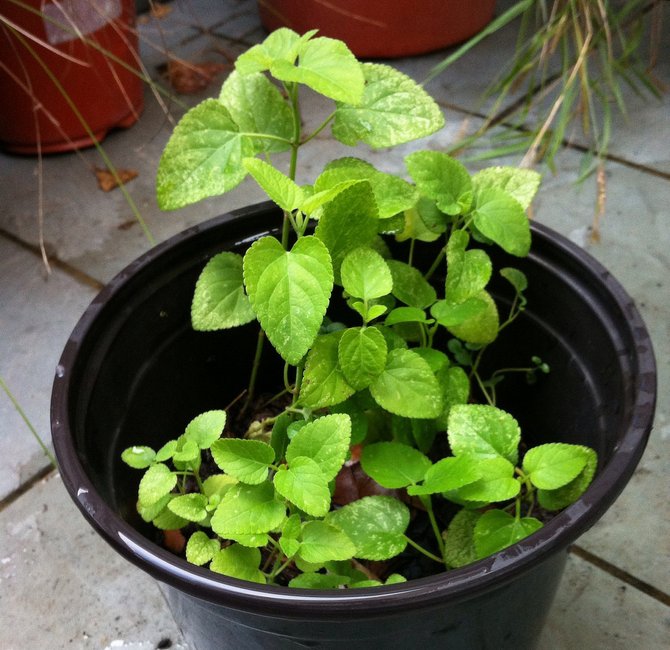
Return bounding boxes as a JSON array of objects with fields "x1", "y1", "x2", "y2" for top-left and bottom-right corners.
[
  {"x1": 404, "y1": 535, "x2": 444, "y2": 564},
  {"x1": 424, "y1": 246, "x2": 446, "y2": 282},
  {"x1": 241, "y1": 329, "x2": 266, "y2": 414},
  {"x1": 421, "y1": 495, "x2": 446, "y2": 559}
]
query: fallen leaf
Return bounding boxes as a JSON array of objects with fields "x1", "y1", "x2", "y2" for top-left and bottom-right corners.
[
  {"x1": 163, "y1": 529, "x2": 186, "y2": 555},
  {"x1": 95, "y1": 167, "x2": 139, "y2": 192},
  {"x1": 167, "y1": 59, "x2": 229, "y2": 95}
]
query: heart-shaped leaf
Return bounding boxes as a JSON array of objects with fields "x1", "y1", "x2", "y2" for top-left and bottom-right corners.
[
  {"x1": 274, "y1": 456, "x2": 331, "y2": 517},
  {"x1": 211, "y1": 482, "x2": 286, "y2": 536},
  {"x1": 361, "y1": 441, "x2": 431, "y2": 488},
  {"x1": 210, "y1": 544, "x2": 265, "y2": 583},
  {"x1": 338, "y1": 326, "x2": 388, "y2": 390},
  {"x1": 473, "y1": 187, "x2": 531, "y2": 257},
  {"x1": 473, "y1": 509, "x2": 543, "y2": 559},
  {"x1": 297, "y1": 521, "x2": 357, "y2": 564},
  {"x1": 210, "y1": 438, "x2": 275, "y2": 485}
]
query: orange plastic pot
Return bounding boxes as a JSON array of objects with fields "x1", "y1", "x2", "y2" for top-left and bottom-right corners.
[
  {"x1": 0, "y1": 0, "x2": 143, "y2": 154},
  {"x1": 257, "y1": 0, "x2": 497, "y2": 58}
]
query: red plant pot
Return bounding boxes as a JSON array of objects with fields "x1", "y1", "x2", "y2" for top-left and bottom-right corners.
[
  {"x1": 0, "y1": 0, "x2": 143, "y2": 154},
  {"x1": 257, "y1": 0, "x2": 497, "y2": 59}
]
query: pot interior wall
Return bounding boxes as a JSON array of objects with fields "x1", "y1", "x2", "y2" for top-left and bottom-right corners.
[{"x1": 66, "y1": 206, "x2": 635, "y2": 532}]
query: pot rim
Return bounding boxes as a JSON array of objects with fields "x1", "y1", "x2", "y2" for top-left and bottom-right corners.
[{"x1": 51, "y1": 201, "x2": 656, "y2": 618}]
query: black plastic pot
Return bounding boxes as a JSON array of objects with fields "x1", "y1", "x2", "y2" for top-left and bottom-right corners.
[{"x1": 52, "y1": 202, "x2": 656, "y2": 649}]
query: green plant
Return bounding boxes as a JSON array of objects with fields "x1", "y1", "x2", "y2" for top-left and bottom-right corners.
[{"x1": 122, "y1": 28, "x2": 597, "y2": 588}]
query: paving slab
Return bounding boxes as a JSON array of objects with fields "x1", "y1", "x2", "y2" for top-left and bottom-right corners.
[
  {"x1": 0, "y1": 236, "x2": 97, "y2": 501},
  {"x1": 0, "y1": 472, "x2": 185, "y2": 649}
]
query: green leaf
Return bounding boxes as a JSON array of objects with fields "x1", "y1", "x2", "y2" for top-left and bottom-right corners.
[
  {"x1": 314, "y1": 182, "x2": 379, "y2": 284},
  {"x1": 219, "y1": 71, "x2": 292, "y2": 152},
  {"x1": 155, "y1": 440, "x2": 177, "y2": 463},
  {"x1": 235, "y1": 27, "x2": 308, "y2": 73},
  {"x1": 340, "y1": 247, "x2": 393, "y2": 301},
  {"x1": 407, "y1": 456, "x2": 482, "y2": 496},
  {"x1": 192, "y1": 252, "x2": 256, "y2": 331},
  {"x1": 173, "y1": 438, "x2": 200, "y2": 464},
  {"x1": 210, "y1": 438, "x2": 275, "y2": 485},
  {"x1": 471, "y1": 167, "x2": 541, "y2": 210},
  {"x1": 385, "y1": 306, "x2": 433, "y2": 326},
  {"x1": 370, "y1": 348, "x2": 443, "y2": 418},
  {"x1": 243, "y1": 235, "x2": 333, "y2": 365},
  {"x1": 279, "y1": 513, "x2": 301, "y2": 557},
  {"x1": 412, "y1": 347, "x2": 450, "y2": 372},
  {"x1": 137, "y1": 494, "x2": 172, "y2": 524},
  {"x1": 326, "y1": 495, "x2": 410, "y2": 561},
  {"x1": 121, "y1": 446, "x2": 155, "y2": 469},
  {"x1": 203, "y1": 474, "x2": 238, "y2": 499},
  {"x1": 167, "y1": 493, "x2": 209, "y2": 522},
  {"x1": 500, "y1": 267, "x2": 528, "y2": 296},
  {"x1": 431, "y1": 298, "x2": 488, "y2": 328},
  {"x1": 448, "y1": 404, "x2": 521, "y2": 465},
  {"x1": 211, "y1": 482, "x2": 286, "y2": 536},
  {"x1": 274, "y1": 457, "x2": 331, "y2": 517},
  {"x1": 473, "y1": 187, "x2": 531, "y2": 257},
  {"x1": 138, "y1": 463, "x2": 177, "y2": 507},
  {"x1": 314, "y1": 158, "x2": 418, "y2": 219},
  {"x1": 185, "y1": 531, "x2": 220, "y2": 566},
  {"x1": 405, "y1": 151, "x2": 473, "y2": 215},
  {"x1": 298, "y1": 521, "x2": 357, "y2": 564},
  {"x1": 523, "y1": 443, "x2": 590, "y2": 490},
  {"x1": 271, "y1": 36, "x2": 364, "y2": 104},
  {"x1": 289, "y1": 572, "x2": 350, "y2": 589},
  {"x1": 184, "y1": 410, "x2": 228, "y2": 449},
  {"x1": 473, "y1": 509, "x2": 543, "y2": 559},
  {"x1": 386, "y1": 260, "x2": 437, "y2": 308},
  {"x1": 360, "y1": 442, "x2": 431, "y2": 489},
  {"x1": 443, "y1": 509, "x2": 480, "y2": 569},
  {"x1": 151, "y1": 502, "x2": 189, "y2": 531},
  {"x1": 538, "y1": 446, "x2": 597, "y2": 510},
  {"x1": 156, "y1": 99, "x2": 254, "y2": 210},
  {"x1": 445, "y1": 290, "x2": 499, "y2": 345},
  {"x1": 285, "y1": 414, "x2": 351, "y2": 481},
  {"x1": 300, "y1": 332, "x2": 355, "y2": 409},
  {"x1": 228, "y1": 532, "x2": 269, "y2": 548},
  {"x1": 301, "y1": 180, "x2": 362, "y2": 216},
  {"x1": 445, "y1": 230, "x2": 492, "y2": 303},
  {"x1": 435, "y1": 365, "x2": 470, "y2": 429},
  {"x1": 210, "y1": 544, "x2": 265, "y2": 584},
  {"x1": 333, "y1": 63, "x2": 444, "y2": 148},
  {"x1": 243, "y1": 158, "x2": 304, "y2": 211},
  {"x1": 338, "y1": 327, "x2": 388, "y2": 390},
  {"x1": 454, "y1": 457, "x2": 520, "y2": 503}
]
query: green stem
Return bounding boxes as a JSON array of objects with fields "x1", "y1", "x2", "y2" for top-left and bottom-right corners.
[
  {"x1": 242, "y1": 329, "x2": 266, "y2": 414},
  {"x1": 421, "y1": 495, "x2": 445, "y2": 559},
  {"x1": 302, "y1": 111, "x2": 336, "y2": 145},
  {"x1": 0, "y1": 376, "x2": 57, "y2": 469},
  {"x1": 291, "y1": 364, "x2": 304, "y2": 406},
  {"x1": 408, "y1": 238, "x2": 416, "y2": 266},
  {"x1": 424, "y1": 246, "x2": 446, "y2": 282},
  {"x1": 404, "y1": 535, "x2": 444, "y2": 564}
]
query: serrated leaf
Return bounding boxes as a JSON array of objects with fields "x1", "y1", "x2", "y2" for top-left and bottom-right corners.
[
  {"x1": 243, "y1": 158, "x2": 304, "y2": 211},
  {"x1": 448, "y1": 404, "x2": 520, "y2": 464},
  {"x1": 301, "y1": 180, "x2": 362, "y2": 216},
  {"x1": 396, "y1": 204, "x2": 442, "y2": 243},
  {"x1": 412, "y1": 347, "x2": 450, "y2": 372},
  {"x1": 137, "y1": 493, "x2": 172, "y2": 524},
  {"x1": 235, "y1": 27, "x2": 306, "y2": 74},
  {"x1": 314, "y1": 157, "x2": 418, "y2": 219},
  {"x1": 407, "y1": 456, "x2": 482, "y2": 496},
  {"x1": 185, "y1": 531, "x2": 220, "y2": 566},
  {"x1": 211, "y1": 482, "x2": 286, "y2": 536},
  {"x1": 168, "y1": 493, "x2": 209, "y2": 522},
  {"x1": 472, "y1": 167, "x2": 541, "y2": 210},
  {"x1": 138, "y1": 463, "x2": 177, "y2": 507},
  {"x1": 191, "y1": 252, "x2": 256, "y2": 331},
  {"x1": 314, "y1": 183, "x2": 379, "y2": 284},
  {"x1": 443, "y1": 509, "x2": 480, "y2": 568},
  {"x1": 445, "y1": 290, "x2": 499, "y2": 345},
  {"x1": 360, "y1": 442, "x2": 431, "y2": 489},
  {"x1": 445, "y1": 230, "x2": 492, "y2": 303},
  {"x1": 300, "y1": 332, "x2": 355, "y2": 409},
  {"x1": 473, "y1": 187, "x2": 531, "y2": 257},
  {"x1": 405, "y1": 151, "x2": 473, "y2": 215},
  {"x1": 523, "y1": 443, "x2": 589, "y2": 490},
  {"x1": 455, "y1": 457, "x2": 520, "y2": 503},
  {"x1": 297, "y1": 521, "x2": 357, "y2": 564},
  {"x1": 386, "y1": 260, "x2": 437, "y2": 308},
  {"x1": 338, "y1": 327, "x2": 388, "y2": 390},
  {"x1": 121, "y1": 446, "x2": 155, "y2": 469},
  {"x1": 243, "y1": 235, "x2": 333, "y2": 365},
  {"x1": 537, "y1": 446, "x2": 597, "y2": 510},
  {"x1": 184, "y1": 410, "x2": 228, "y2": 449},
  {"x1": 285, "y1": 414, "x2": 351, "y2": 481},
  {"x1": 151, "y1": 502, "x2": 189, "y2": 530},
  {"x1": 369, "y1": 348, "x2": 443, "y2": 418},
  {"x1": 333, "y1": 63, "x2": 444, "y2": 148},
  {"x1": 227, "y1": 533, "x2": 269, "y2": 548},
  {"x1": 219, "y1": 71, "x2": 292, "y2": 153},
  {"x1": 173, "y1": 438, "x2": 200, "y2": 464},
  {"x1": 156, "y1": 99, "x2": 254, "y2": 210},
  {"x1": 385, "y1": 306, "x2": 432, "y2": 326},
  {"x1": 210, "y1": 438, "x2": 275, "y2": 484},
  {"x1": 210, "y1": 544, "x2": 265, "y2": 584},
  {"x1": 431, "y1": 298, "x2": 488, "y2": 328},
  {"x1": 340, "y1": 247, "x2": 393, "y2": 301},
  {"x1": 155, "y1": 440, "x2": 177, "y2": 463},
  {"x1": 473, "y1": 509, "x2": 543, "y2": 559},
  {"x1": 271, "y1": 36, "x2": 364, "y2": 104},
  {"x1": 274, "y1": 457, "x2": 331, "y2": 517},
  {"x1": 203, "y1": 474, "x2": 238, "y2": 499},
  {"x1": 326, "y1": 495, "x2": 410, "y2": 560},
  {"x1": 435, "y1": 365, "x2": 470, "y2": 429}
]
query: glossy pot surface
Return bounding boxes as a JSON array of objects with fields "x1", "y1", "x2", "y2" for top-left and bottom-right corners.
[{"x1": 52, "y1": 203, "x2": 656, "y2": 649}]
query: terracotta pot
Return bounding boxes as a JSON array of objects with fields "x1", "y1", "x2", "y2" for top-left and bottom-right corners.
[
  {"x1": 0, "y1": 0, "x2": 143, "y2": 154},
  {"x1": 52, "y1": 203, "x2": 656, "y2": 649},
  {"x1": 257, "y1": 0, "x2": 497, "y2": 58}
]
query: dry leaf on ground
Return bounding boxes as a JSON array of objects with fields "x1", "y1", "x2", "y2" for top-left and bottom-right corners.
[
  {"x1": 166, "y1": 59, "x2": 229, "y2": 94},
  {"x1": 95, "y1": 167, "x2": 139, "y2": 192}
]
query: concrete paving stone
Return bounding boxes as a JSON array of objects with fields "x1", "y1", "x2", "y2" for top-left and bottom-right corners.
[
  {"x1": 0, "y1": 237, "x2": 97, "y2": 501},
  {"x1": 540, "y1": 552, "x2": 670, "y2": 649},
  {"x1": 0, "y1": 472, "x2": 186, "y2": 650},
  {"x1": 532, "y1": 154, "x2": 670, "y2": 594}
]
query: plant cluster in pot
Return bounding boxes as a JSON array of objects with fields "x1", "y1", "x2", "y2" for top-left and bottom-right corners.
[{"x1": 51, "y1": 29, "x2": 656, "y2": 650}]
